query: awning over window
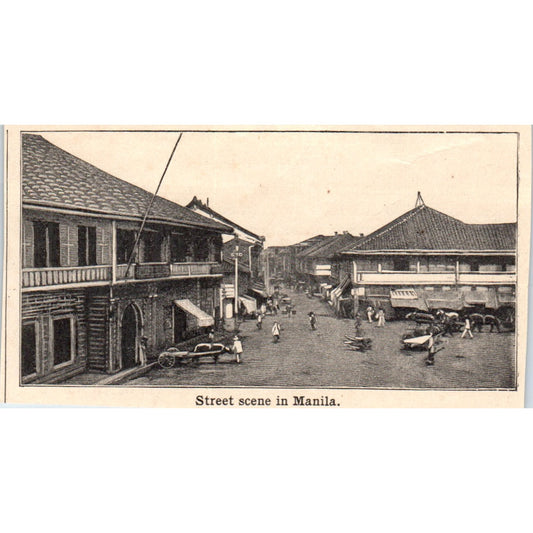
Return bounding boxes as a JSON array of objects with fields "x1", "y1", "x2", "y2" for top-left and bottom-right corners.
[
  {"x1": 239, "y1": 296, "x2": 257, "y2": 314},
  {"x1": 389, "y1": 288, "x2": 428, "y2": 311},
  {"x1": 174, "y1": 299, "x2": 214, "y2": 328}
]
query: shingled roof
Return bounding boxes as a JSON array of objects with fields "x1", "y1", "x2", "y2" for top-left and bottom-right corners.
[
  {"x1": 304, "y1": 232, "x2": 361, "y2": 258},
  {"x1": 342, "y1": 204, "x2": 516, "y2": 253},
  {"x1": 22, "y1": 134, "x2": 232, "y2": 233}
]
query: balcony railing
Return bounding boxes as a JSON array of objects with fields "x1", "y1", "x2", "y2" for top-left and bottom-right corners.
[
  {"x1": 356, "y1": 270, "x2": 516, "y2": 285},
  {"x1": 22, "y1": 265, "x2": 112, "y2": 288},
  {"x1": 22, "y1": 262, "x2": 223, "y2": 289}
]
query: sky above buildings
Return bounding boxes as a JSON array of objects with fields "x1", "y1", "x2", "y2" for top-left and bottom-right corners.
[{"x1": 41, "y1": 130, "x2": 518, "y2": 246}]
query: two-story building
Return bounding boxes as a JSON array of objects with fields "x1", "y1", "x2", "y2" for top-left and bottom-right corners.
[
  {"x1": 21, "y1": 134, "x2": 232, "y2": 384},
  {"x1": 340, "y1": 198, "x2": 516, "y2": 322},
  {"x1": 187, "y1": 196, "x2": 265, "y2": 319}
]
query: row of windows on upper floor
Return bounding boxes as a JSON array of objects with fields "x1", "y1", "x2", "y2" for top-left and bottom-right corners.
[{"x1": 24, "y1": 221, "x2": 223, "y2": 269}]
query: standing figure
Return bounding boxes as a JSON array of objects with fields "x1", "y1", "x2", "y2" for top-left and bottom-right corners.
[
  {"x1": 425, "y1": 332, "x2": 443, "y2": 366},
  {"x1": 366, "y1": 305, "x2": 374, "y2": 323},
  {"x1": 208, "y1": 328, "x2": 215, "y2": 347},
  {"x1": 232, "y1": 335, "x2": 243, "y2": 363},
  {"x1": 260, "y1": 302, "x2": 267, "y2": 316},
  {"x1": 272, "y1": 321, "x2": 281, "y2": 343},
  {"x1": 256, "y1": 312, "x2": 263, "y2": 330},
  {"x1": 377, "y1": 307, "x2": 386, "y2": 327},
  {"x1": 461, "y1": 317, "x2": 474, "y2": 339},
  {"x1": 139, "y1": 336, "x2": 148, "y2": 365},
  {"x1": 309, "y1": 312, "x2": 317, "y2": 331},
  {"x1": 354, "y1": 312, "x2": 362, "y2": 337}
]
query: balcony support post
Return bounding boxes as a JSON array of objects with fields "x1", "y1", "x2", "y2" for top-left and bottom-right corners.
[{"x1": 111, "y1": 220, "x2": 117, "y2": 284}]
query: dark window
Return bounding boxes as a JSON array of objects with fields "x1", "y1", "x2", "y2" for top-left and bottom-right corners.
[
  {"x1": 194, "y1": 237, "x2": 209, "y2": 262},
  {"x1": 471, "y1": 261, "x2": 480, "y2": 272},
  {"x1": 48, "y1": 223, "x2": 60, "y2": 267},
  {"x1": 78, "y1": 226, "x2": 97, "y2": 266},
  {"x1": 117, "y1": 229, "x2": 136, "y2": 264},
  {"x1": 170, "y1": 233, "x2": 188, "y2": 262},
  {"x1": 21, "y1": 322, "x2": 37, "y2": 377},
  {"x1": 53, "y1": 318, "x2": 72, "y2": 366},
  {"x1": 33, "y1": 221, "x2": 47, "y2": 268},
  {"x1": 393, "y1": 257, "x2": 409, "y2": 271},
  {"x1": 33, "y1": 221, "x2": 60, "y2": 267},
  {"x1": 143, "y1": 232, "x2": 163, "y2": 263}
]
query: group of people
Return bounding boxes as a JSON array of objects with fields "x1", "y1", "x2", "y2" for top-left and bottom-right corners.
[{"x1": 365, "y1": 305, "x2": 386, "y2": 327}]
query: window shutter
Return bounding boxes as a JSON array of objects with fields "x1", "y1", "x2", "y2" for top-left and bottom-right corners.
[
  {"x1": 59, "y1": 223, "x2": 77, "y2": 266},
  {"x1": 59, "y1": 224, "x2": 78, "y2": 266},
  {"x1": 96, "y1": 226, "x2": 111, "y2": 265},
  {"x1": 22, "y1": 219, "x2": 34, "y2": 268}
]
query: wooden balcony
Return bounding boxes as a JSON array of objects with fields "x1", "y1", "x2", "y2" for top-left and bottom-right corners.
[
  {"x1": 22, "y1": 265, "x2": 112, "y2": 289},
  {"x1": 22, "y1": 262, "x2": 223, "y2": 290},
  {"x1": 356, "y1": 270, "x2": 516, "y2": 285}
]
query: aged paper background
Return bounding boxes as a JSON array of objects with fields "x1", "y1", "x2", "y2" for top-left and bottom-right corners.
[{"x1": 2, "y1": 125, "x2": 530, "y2": 407}]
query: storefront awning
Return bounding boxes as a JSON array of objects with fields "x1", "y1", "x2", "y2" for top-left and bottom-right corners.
[
  {"x1": 390, "y1": 289, "x2": 428, "y2": 311},
  {"x1": 332, "y1": 276, "x2": 350, "y2": 299},
  {"x1": 251, "y1": 288, "x2": 268, "y2": 298},
  {"x1": 425, "y1": 298, "x2": 463, "y2": 311},
  {"x1": 239, "y1": 296, "x2": 257, "y2": 314},
  {"x1": 174, "y1": 299, "x2": 214, "y2": 327}
]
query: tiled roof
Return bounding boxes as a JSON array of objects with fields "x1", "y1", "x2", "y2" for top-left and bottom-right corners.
[
  {"x1": 297, "y1": 235, "x2": 340, "y2": 258},
  {"x1": 342, "y1": 205, "x2": 516, "y2": 253},
  {"x1": 305, "y1": 232, "x2": 361, "y2": 258},
  {"x1": 22, "y1": 134, "x2": 232, "y2": 232},
  {"x1": 187, "y1": 197, "x2": 264, "y2": 242}
]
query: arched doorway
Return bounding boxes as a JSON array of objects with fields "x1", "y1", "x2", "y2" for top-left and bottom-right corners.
[{"x1": 121, "y1": 304, "x2": 141, "y2": 369}]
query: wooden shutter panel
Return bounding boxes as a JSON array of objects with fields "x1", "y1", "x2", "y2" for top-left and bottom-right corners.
[
  {"x1": 59, "y1": 223, "x2": 77, "y2": 266},
  {"x1": 22, "y1": 219, "x2": 34, "y2": 268},
  {"x1": 96, "y1": 226, "x2": 111, "y2": 265}
]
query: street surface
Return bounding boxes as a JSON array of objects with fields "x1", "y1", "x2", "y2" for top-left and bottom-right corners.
[{"x1": 127, "y1": 290, "x2": 516, "y2": 389}]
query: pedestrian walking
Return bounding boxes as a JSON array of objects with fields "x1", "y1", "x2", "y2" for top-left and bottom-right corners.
[
  {"x1": 461, "y1": 317, "x2": 474, "y2": 339},
  {"x1": 272, "y1": 321, "x2": 281, "y2": 343},
  {"x1": 260, "y1": 302, "x2": 267, "y2": 316},
  {"x1": 377, "y1": 307, "x2": 386, "y2": 327},
  {"x1": 308, "y1": 311, "x2": 317, "y2": 331},
  {"x1": 256, "y1": 312, "x2": 263, "y2": 330},
  {"x1": 366, "y1": 305, "x2": 374, "y2": 323},
  {"x1": 232, "y1": 335, "x2": 243, "y2": 363}
]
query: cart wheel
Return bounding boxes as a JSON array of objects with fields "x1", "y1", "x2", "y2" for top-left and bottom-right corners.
[{"x1": 159, "y1": 353, "x2": 175, "y2": 368}]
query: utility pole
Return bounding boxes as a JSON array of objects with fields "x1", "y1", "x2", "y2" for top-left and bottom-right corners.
[{"x1": 231, "y1": 244, "x2": 243, "y2": 332}]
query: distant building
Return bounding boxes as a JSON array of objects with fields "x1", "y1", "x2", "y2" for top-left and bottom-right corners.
[
  {"x1": 21, "y1": 135, "x2": 232, "y2": 384},
  {"x1": 340, "y1": 196, "x2": 516, "y2": 322}
]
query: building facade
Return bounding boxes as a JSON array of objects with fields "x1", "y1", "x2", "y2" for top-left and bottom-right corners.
[
  {"x1": 21, "y1": 134, "x2": 232, "y2": 384},
  {"x1": 340, "y1": 200, "x2": 516, "y2": 322},
  {"x1": 187, "y1": 197, "x2": 265, "y2": 318}
]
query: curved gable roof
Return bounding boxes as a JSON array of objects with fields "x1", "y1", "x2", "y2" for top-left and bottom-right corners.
[
  {"x1": 342, "y1": 205, "x2": 516, "y2": 253},
  {"x1": 22, "y1": 134, "x2": 232, "y2": 233}
]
